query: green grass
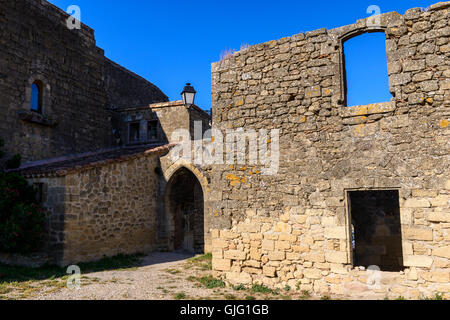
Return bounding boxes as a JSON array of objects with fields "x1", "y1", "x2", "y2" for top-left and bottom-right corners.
[
  {"x1": 197, "y1": 276, "x2": 226, "y2": 289},
  {"x1": 174, "y1": 292, "x2": 186, "y2": 300},
  {"x1": 245, "y1": 295, "x2": 256, "y2": 300},
  {"x1": 433, "y1": 293, "x2": 444, "y2": 300},
  {"x1": 299, "y1": 290, "x2": 311, "y2": 299},
  {"x1": 0, "y1": 284, "x2": 12, "y2": 295},
  {"x1": 185, "y1": 253, "x2": 212, "y2": 271},
  {"x1": 157, "y1": 287, "x2": 169, "y2": 294},
  {"x1": 423, "y1": 293, "x2": 444, "y2": 300},
  {"x1": 165, "y1": 268, "x2": 181, "y2": 275},
  {"x1": 231, "y1": 284, "x2": 247, "y2": 291},
  {"x1": 250, "y1": 284, "x2": 279, "y2": 295}
]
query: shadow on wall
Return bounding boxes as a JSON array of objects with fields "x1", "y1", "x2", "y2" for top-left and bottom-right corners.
[{"x1": 110, "y1": 109, "x2": 169, "y2": 147}]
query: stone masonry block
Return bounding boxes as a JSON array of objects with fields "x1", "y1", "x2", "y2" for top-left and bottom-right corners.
[
  {"x1": 212, "y1": 258, "x2": 232, "y2": 271},
  {"x1": 404, "y1": 227, "x2": 433, "y2": 241},
  {"x1": 403, "y1": 255, "x2": 434, "y2": 268},
  {"x1": 224, "y1": 250, "x2": 246, "y2": 260},
  {"x1": 325, "y1": 251, "x2": 349, "y2": 264},
  {"x1": 324, "y1": 226, "x2": 347, "y2": 240}
]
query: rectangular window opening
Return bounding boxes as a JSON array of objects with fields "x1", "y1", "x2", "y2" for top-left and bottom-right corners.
[
  {"x1": 347, "y1": 190, "x2": 404, "y2": 272},
  {"x1": 128, "y1": 122, "x2": 140, "y2": 143},
  {"x1": 33, "y1": 183, "x2": 45, "y2": 204},
  {"x1": 147, "y1": 120, "x2": 159, "y2": 141}
]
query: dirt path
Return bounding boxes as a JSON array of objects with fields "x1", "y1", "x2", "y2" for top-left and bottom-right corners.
[
  {"x1": 9, "y1": 252, "x2": 388, "y2": 301},
  {"x1": 31, "y1": 252, "x2": 219, "y2": 300}
]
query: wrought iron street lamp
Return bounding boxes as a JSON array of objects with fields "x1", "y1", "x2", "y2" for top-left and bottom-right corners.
[{"x1": 181, "y1": 83, "x2": 196, "y2": 107}]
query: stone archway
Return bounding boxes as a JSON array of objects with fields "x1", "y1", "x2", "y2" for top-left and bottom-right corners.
[{"x1": 164, "y1": 167, "x2": 204, "y2": 253}]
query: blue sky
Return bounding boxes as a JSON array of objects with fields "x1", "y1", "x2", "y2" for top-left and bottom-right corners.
[{"x1": 49, "y1": 0, "x2": 437, "y2": 110}]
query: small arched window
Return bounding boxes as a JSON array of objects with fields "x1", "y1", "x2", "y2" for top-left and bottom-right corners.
[{"x1": 30, "y1": 80, "x2": 43, "y2": 113}]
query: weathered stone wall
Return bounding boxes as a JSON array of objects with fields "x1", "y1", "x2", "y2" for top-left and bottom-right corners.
[
  {"x1": 105, "y1": 58, "x2": 168, "y2": 110},
  {"x1": 20, "y1": 176, "x2": 66, "y2": 265},
  {"x1": 0, "y1": 0, "x2": 167, "y2": 162},
  {"x1": 209, "y1": 3, "x2": 449, "y2": 299},
  {"x1": 114, "y1": 101, "x2": 191, "y2": 146},
  {"x1": 188, "y1": 106, "x2": 212, "y2": 139},
  {"x1": 59, "y1": 153, "x2": 162, "y2": 265}
]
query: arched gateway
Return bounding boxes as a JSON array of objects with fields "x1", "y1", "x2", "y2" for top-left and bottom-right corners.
[{"x1": 163, "y1": 167, "x2": 205, "y2": 253}]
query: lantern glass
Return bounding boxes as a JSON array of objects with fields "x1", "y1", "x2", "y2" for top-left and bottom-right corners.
[
  {"x1": 181, "y1": 83, "x2": 196, "y2": 106},
  {"x1": 183, "y1": 92, "x2": 195, "y2": 106}
]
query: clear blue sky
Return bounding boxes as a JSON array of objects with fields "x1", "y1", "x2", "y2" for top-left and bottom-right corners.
[{"x1": 49, "y1": 0, "x2": 437, "y2": 110}]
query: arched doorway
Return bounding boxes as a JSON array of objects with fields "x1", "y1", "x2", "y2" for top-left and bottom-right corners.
[{"x1": 164, "y1": 167, "x2": 204, "y2": 253}]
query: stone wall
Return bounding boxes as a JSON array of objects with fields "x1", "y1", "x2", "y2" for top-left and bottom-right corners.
[
  {"x1": 61, "y1": 154, "x2": 162, "y2": 265},
  {"x1": 114, "y1": 101, "x2": 190, "y2": 146},
  {"x1": 28, "y1": 150, "x2": 164, "y2": 266},
  {"x1": 17, "y1": 176, "x2": 66, "y2": 265},
  {"x1": 0, "y1": 0, "x2": 167, "y2": 162},
  {"x1": 209, "y1": 3, "x2": 449, "y2": 299},
  {"x1": 105, "y1": 58, "x2": 168, "y2": 110}
]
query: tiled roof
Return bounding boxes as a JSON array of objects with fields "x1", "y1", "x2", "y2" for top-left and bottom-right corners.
[{"x1": 9, "y1": 144, "x2": 175, "y2": 178}]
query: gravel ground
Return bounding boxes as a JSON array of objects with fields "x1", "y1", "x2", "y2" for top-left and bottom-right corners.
[
  {"x1": 31, "y1": 252, "x2": 225, "y2": 300},
  {"x1": 2, "y1": 252, "x2": 395, "y2": 301}
]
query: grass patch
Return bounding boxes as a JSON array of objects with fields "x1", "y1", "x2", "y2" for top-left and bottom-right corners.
[
  {"x1": 250, "y1": 284, "x2": 279, "y2": 295},
  {"x1": 157, "y1": 287, "x2": 169, "y2": 294},
  {"x1": 245, "y1": 295, "x2": 256, "y2": 300},
  {"x1": 197, "y1": 276, "x2": 226, "y2": 289},
  {"x1": 224, "y1": 294, "x2": 237, "y2": 300},
  {"x1": 231, "y1": 284, "x2": 247, "y2": 291},
  {"x1": 185, "y1": 253, "x2": 212, "y2": 271},
  {"x1": 165, "y1": 268, "x2": 181, "y2": 275},
  {"x1": 433, "y1": 293, "x2": 444, "y2": 300},
  {"x1": 423, "y1": 293, "x2": 444, "y2": 300},
  {"x1": 299, "y1": 290, "x2": 311, "y2": 300},
  {"x1": 0, "y1": 284, "x2": 12, "y2": 295},
  {"x1": 174, "y1": 292, "x2": 186, "y2": 300}
]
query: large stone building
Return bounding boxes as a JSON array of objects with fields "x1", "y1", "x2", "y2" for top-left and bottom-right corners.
[
  {"x1": 1, "y1": 0, "x2": 449, "y2": 299},
  {"x1": 0, "y1": 0, "x2": 211, "y2": 265},
  {"x1": 208, "y1": 2, "x2": 449, "y2": 299}
]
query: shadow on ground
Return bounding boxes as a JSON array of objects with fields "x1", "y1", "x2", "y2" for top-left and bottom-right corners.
[
  {"x1": 141, "y1": 251, "x2": 195, "y2": 267},
  {"x1": 0, "y1": 251, "x2": 194, "y2": 284}
]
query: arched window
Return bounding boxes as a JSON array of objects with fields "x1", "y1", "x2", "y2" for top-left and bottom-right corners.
[
  {"x1": 30, "y1": 80, "x2": 43, "y2": 113},
  {"x1": 343, "y1": 32, "x2": 391, "y2": 107}
]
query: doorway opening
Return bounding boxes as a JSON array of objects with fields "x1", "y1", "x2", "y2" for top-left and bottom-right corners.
[
  {"x1": 347, "y1": 190, "x2": 404, "y2": 271},
  {"x1": 165, "y1": 167, "x2": 204, "y2": 254}
]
